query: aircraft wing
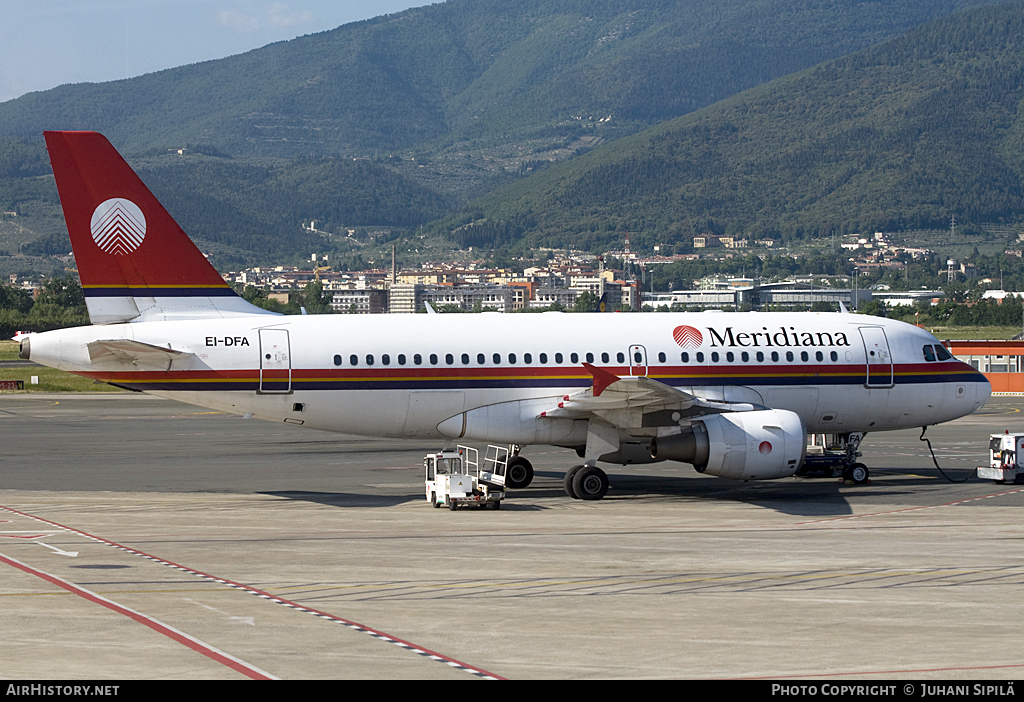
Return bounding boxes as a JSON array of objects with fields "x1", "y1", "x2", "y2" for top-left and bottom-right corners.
[
  {"x1": 540, "y1": 363, "x2": 760, "y2": 428},
  {"x1": 86, "y1": 339, "x2": 193, "y2": 370}
]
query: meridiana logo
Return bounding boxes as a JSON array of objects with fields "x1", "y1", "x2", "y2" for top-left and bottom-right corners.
[
  {"x1": 672, "y1": 325, "x2": 703, "y2": 348},
  {"x1": 90, "y1": 198, "x2": 146, "y2": 255}
]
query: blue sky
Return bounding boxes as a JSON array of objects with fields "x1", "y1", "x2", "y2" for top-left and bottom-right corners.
[{"x1": 0, "y1": 1, "x2": 425, "y2": 103}]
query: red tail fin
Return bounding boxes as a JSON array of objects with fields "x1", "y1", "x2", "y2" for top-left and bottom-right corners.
[{"x1": 44, "y1": 131, "x2": 270, "y2": 323}]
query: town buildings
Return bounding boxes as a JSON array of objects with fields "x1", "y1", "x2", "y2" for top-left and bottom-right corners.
[{"x1": 222, "y1": 260, "x2": 640, "y2": 314}]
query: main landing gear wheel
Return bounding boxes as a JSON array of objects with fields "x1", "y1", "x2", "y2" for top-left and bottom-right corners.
[
  {"x1": 843, "y1": 463, "x2": 870, "y2": 485},
  {"x1": 565, "y1": 465, "x2": 609, "y2": 501},
  {"x1": 564, "y1": 464, "x2": 585, "y2": 498},
  {"x1": 506, "y1": 456, "x2": 534, "y2": 489}
]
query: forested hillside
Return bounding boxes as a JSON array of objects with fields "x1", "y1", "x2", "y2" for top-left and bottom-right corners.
[
  {"x1": 0, "y1": 0, "x2": 1001, "y2": 160},
  {"x1": 0, "y1": 139, "x2": 454, "y2": 269},
  {"x1": 451, "y1": 2, "x2": 1024, "y2": 251},
  {"x1": 0, "y1": 0, "x2": 1016, "y2": 267}
]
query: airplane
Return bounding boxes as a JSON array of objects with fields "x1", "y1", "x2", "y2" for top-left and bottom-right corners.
[{"x1": 16, "y1": 131, "x2": 991, "y2": 500}]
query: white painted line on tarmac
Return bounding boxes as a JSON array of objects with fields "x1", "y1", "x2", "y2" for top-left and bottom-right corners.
[{"x1": 35, "y1": 541, "x2": 78, "y2": 557}]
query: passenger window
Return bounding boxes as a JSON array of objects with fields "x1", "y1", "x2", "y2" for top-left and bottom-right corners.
[
  {"x1": 711, "y1": 352, "x2": 719, "y2": 363},
  {"x1": 617, "y1": 352, "x2": 625, "y2": 363},
  {"x1": 365, "y1": 354, "x2": 374, "y2": 366},
  {"x1": 741, "y1": 352, "x2": 749, "y2": 362},
  {"x1": 935, "y1": 345, "x2": 952, "y2": 361},
  {"x1": 509, "y1": 353, "x2": 517, "y2": 364},
  {"x1": 524, "y1": 353, "x2": 532, "y2": 364},
  {"x1": 830, "y1": 351, "x2": 838, "y2": 362},
  {"x1": 923, "y1": 345, "x2": 935, "y2": 362},
  {"x1": 586, "y1": 353, "x2": 594, "y2": 363},
  {"x1": 477, "y1": 353, "x2": 485, "y2": 364},
  {"x1": 696, "y1": 352, "x2": 705, "y2": 363},
  {"x1": 771, "y1": 352, "x2": 779, "y2": 362},
  {"x1": 446, "y1": 353, "x2": 454, "y2": 365},
  {"x1": 757, "y1": 351, "x2": 764, "y2": 362},
  {"x1": 414, "y1": 354, "x2": 422, "y2": 365},
  {"x1": 571, "y1": 353, "x2": 579, "y2": 363},
  {"x1": 429, "y1": 354, "x2": 438, "y2": 365},
  {"x1": 333, "y1": 354, "x2": 342, "y2": 366},
  {"x1": 726, "y1": 352, "x2": 734, "y2": 363},
  {"x1": 681, "y1": 352, "x2": 689, "y2": 363},
  {"x1": 461, "y1": 353, "x2": 469, "y2": 365},
  {"x1": 658, "y1": 352, "x2": 666, "y2": 363},
  {"x1": 350, "y1": 354, "x2": 358, "y2": 366},
  {"x1": 555, "y1": 353, "x2": 563, "y2": 364},
  {"x1": 601, "y1": 352, "x2": 610, "y2": 363},
  {"x1": 800, "y1": 351, "x2": 808, "y2": 362},
  {"x1": 815, "y1": 351, "x2": 823, "y2": 362},
  {"x1": 786, "y1": 351, "x2": 794, "y2": 362},
  {"x1": 540, "y1": 353, "x2": 548, "y2": 364},
  {"x1": 382, "y1": 354, "x2": 391, "y2": 366},
  {"x1": 398, "y1": 354, "x2": 406, "y2": 365},
  {"x1": 493, "y1": 353, "x2": 501, "y2": 364}
]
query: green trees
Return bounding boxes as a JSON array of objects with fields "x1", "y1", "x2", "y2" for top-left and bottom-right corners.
[
  {"x1": 294, "y1": 281, "x2": 335, "y2": 315},
  {"x1": 231, "y1": 282, "x2": 336, "y2": 315},
  {"x1": 0, "y1": 276, "x2": 89, "y2": 337}
]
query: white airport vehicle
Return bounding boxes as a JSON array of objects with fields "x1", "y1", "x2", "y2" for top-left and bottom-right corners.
[
  {"x1": 17, "y1": 132, "x2": 993, "y2": 501},
  {"x1": 979, "y1": 431, "x2": 1024, "y2": 484},
  {"x1": 424, "y1": 446, "x2": 506, "y2": 510}
]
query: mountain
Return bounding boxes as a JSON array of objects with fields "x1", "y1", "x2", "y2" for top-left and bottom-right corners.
[
  {"x1": 448, "y1": 1, "x2": 1024, "y2": 252},
  {"x1": 0, "y1": 0, "x2": 1014, "y2": 267},
  {"x1": 0, "y1": 142, "x2": 454, "y2": 270},
  {"x1": 0, "y1": 0, "x2": 1003, "y2": 162}
]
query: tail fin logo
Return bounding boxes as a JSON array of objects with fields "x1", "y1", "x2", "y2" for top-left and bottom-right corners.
[{"x1": 90, "y1": 198, "x2": 146, "y2": 255}]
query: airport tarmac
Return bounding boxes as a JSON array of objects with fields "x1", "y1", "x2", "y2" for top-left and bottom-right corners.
[{"x1": 1, "y1": 392, "x2": 1023, "y2": 680}]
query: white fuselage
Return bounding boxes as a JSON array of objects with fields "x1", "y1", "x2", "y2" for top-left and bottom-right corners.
[{"x1": 25, "y1": 310, "x2": 991, "y2": 451}]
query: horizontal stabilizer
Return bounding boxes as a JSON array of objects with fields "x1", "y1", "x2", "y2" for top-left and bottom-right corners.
[{"x1": 87, "y1": 339, "x2": 193, "y2": 369}]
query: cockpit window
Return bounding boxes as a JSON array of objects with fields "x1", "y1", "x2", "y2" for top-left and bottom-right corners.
[
  {"x1": 934, "y1": 344, "x2": 952, "y2": 361},
  {"x1": 922, "y1": 345, "x2": 936, "y2": 362}
]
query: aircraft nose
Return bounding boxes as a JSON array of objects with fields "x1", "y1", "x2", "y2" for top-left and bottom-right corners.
[{"x1": 974, "y1": 373, "x2": 992, "y2": 413}]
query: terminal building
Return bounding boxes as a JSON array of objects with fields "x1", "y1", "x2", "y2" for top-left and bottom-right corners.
[
  {"x1": 381, "y1": 280, "x2": 636, "y2": 314},
  {"x1": 946, "y1": 340, "x2": 1024, "y2": 393},
  {"x1": 643, "y1": 279, "x2": 872, "y2": 311}
]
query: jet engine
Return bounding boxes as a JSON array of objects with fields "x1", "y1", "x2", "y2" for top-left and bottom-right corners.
[{"x1": 650, "y1": 409, "x2": 805, "y2": 480}]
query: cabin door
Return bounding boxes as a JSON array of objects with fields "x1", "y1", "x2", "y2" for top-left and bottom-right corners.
[
  {"x1": 259, "y1": 328, "x2": 292, "y2": 394},
  {"x1": 859, "y1": 327, "x2": 893, "y2": 388}
]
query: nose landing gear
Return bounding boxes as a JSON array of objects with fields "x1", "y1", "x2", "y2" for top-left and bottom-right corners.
[{"x1": 800, "y1": 432, "x2": 871, "y2": 485}]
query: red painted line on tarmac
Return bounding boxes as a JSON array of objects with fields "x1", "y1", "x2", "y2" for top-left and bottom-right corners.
[
  {"x1": 0, "y1": 504, "x2": 504, "y2": 680},
  {"x1": 794, "y1": 486, "x2": 1024, "y2": 525},
  {"x1": 0, "y1": 551, "x2": 277, "y2": 680}
]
